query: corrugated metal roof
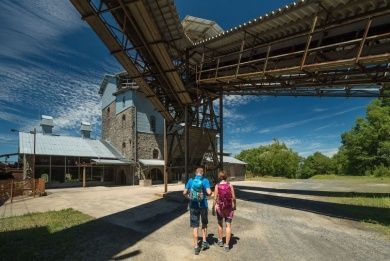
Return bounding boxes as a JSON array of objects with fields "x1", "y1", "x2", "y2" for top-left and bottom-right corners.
[
  {"x1": 223, "y1": 156, "x2": 247, "y2": 165},
  {"x1": 190, "y1": 0, "x2": 389, "y2": 60},
  {"x1": 182, "y1": 16, "x2": 224, "y2": 43},
  {"x1": 91, "y1": 159, "x2": 133, "y2": 165},
  {"x1": 19, "y1": 132, "x2": 123, "y2": 159},
  {"x1": 139, "y1": 159, "x2": 165, "y2": 166}
]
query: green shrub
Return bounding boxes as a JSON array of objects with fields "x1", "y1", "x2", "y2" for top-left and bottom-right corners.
[{"x1": 372, "y1": 165, "x2": 390, "y2": 177}]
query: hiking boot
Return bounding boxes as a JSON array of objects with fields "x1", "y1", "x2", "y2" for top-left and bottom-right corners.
[
  {"x1": 217, "y1": 240, "x2": 224, "y2": 247},
  {"x1": 201, "y1": 241, "x2": 210, "y2": 250},
  {"x1": 194, "y1": 246, "x2": 201, "y2": 255},
  {"x1": 224, "y1": 244, "x2": 230, "y2": 252}
]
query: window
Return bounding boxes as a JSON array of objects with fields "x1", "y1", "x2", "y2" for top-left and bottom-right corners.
[
  {"x1": 152, "y1": 149, "x2": 159, "y2": 159},
  {"x1": 150, "y1": 115, "x2": 156, "y2": 132},
  {"x1": 122, "y1": 114, "x2": 126, "y2": 121},
  {"x1": 122, "y1": 142, "x2": 126, "y2": 148},
  {"x1": 122, "y1": 96, "x2": 125, "y2": 107},
  {"x1": 107, "y1": 107, "x2": 110, "y2": 114}
]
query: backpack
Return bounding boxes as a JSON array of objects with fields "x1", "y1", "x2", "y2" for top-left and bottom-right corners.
[
  {"x1": 217, "y1": 183, "x2": 233, "y2": 217},
  {"x1": 189, "y1": 177, "x2": 204, "y2": 206}
]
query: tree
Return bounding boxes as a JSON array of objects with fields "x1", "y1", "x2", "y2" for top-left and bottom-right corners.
[
  {"x1": 300, "y1": 152, "x2": 333, "y2": 178},
  {"x1": 236, "y1": 140, "x2": 300, "y2": 178},
  {"x1": 341, "y1": 98, "x2": 390, "y2": 175},
  {"x1": 331, "y1": 148, "x2": 348, "y2": 175}
]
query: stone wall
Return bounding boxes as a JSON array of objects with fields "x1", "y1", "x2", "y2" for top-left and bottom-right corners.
[
  {"x1": 224, "y1": 163, "x2": 246, "y2": 181},
  {"x1": 136, "y1": 132, "x2": 164, "y2": 160},
  {"x1": 101, "y1": 102, "x2": 136, "y2": 160}
]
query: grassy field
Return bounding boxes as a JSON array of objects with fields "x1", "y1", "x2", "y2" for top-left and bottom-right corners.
[
  {"x1": 321, "y1": 196, "x2": 390, "y2": 236},
  {"x1": 0, "y1": 209, "x2": 138, "y2": 260},
  {"x1": 310, "y1": 174, "x2": 390, "y2": 182},
  {"x1": 246, "y1": 174, "x2": 390, "y2": 183},
  {"x1": 244, "y1": 174, "x2": 390, "y2": 237}
]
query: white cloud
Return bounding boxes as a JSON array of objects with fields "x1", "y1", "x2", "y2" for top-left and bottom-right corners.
[
  {"x1": 313, "y1": 108, "x2": 328, "y2": 112},
  {"x1": 225, "y1": 138, "x2": 301, "y2": 155},
  {"x1": 258, "y1": 106, "x2": 365, "y2": 134},
  {"x1": 230, "y1": 125, "x2": 256, "y2": 134},
  {"x1": 0, "y1": 0, "x2": 84, "y2": 59},
  {"x1": 223, "y1": 107, "x2": 246, "y2": 120}
]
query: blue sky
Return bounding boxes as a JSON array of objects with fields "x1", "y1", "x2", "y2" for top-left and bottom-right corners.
[{"x1": 0, "y1": 0, "x2": 373, "y2": 162}]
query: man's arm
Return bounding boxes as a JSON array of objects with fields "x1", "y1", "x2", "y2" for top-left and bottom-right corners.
[
  {"x1": 183, "y1": 179, "x2": 191, "y2": 198},
  {"x1": 204, "y1": 179, "x2": 212, "y2": 196}
]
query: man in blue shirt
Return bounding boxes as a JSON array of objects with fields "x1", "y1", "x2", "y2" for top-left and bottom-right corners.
[{"x1": 183, "y1": 167, "x2": 212, "y2": 255}]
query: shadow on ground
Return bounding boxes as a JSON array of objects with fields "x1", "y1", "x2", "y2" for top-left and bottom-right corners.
[
  {"x1": 0, "y1": 191, "x2": 188, "y2": 260},
  {"x1": 234, "y1": 185, "x2": 390, "y2": 198},
  {"x1": 235, "y1": 186, "x2": 390, "y2": 226}
]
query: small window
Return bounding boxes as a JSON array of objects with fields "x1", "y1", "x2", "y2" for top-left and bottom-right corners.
[
  {"x1": 150, "y1": 115, "x2": 156, "y2": 132},
  {"x1": 122, "y1": 96, "x2": 125, "y2": 108},
  {"x1": 122, "y1": 142, "x2": 126, "y2": 148},
  {"x1": 107, "y1": 107, "x2": 110, "y2": 113},
  {"x1": 122, "y1": 114, "x2": 126, "y2": 121},
  {"x1": 152, "y1": 149, "x2": 159, "y2": 159}
]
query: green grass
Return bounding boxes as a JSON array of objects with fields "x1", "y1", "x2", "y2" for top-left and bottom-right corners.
[
  {"x1": 245, "y1": 175, "x2": 296, "y2": 182},
  {"x1": 246, "y1": 174, "x2": 390, "y2": 183},
  {"x1": 322, "y1": 196, "x2": 390, "y2": 236},
  {"x1": 310, "y1": 174, "x2": 390, "y2": 183},
  {"x1": 0, "y1": 209, "x2": 139, "y2": 260},
  {"x1": 320, "y1": 196, "x2": 390, "y2": 208}
]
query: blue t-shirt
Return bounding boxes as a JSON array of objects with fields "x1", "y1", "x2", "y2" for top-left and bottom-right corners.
[{"x1": 185, "y1": 175, "x2": 211, "y2": 209}]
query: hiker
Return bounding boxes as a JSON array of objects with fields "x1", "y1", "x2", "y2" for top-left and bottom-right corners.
[
  {"x1": 183, "y1": 167, "x2": 212, "y2": 255},
  {"x1": 212, "y1": 170, "x2": 236, "y2": 252}
]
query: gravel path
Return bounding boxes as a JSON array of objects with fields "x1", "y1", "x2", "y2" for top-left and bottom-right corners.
[{"x1": 1, "y1": 181, "x2": 389, "y2": 260}]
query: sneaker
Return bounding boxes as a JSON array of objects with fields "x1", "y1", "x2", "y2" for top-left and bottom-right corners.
[
  {"x1": 194, "y1": 246, "x2": 201, "y2": 255},
  {"x1": 224, "y1": 244, "x2": 230, "y2": 252},
  {"x1": 217, "y1": 240, "x2": 224, "y2": 247},
  {"x1": 201, "y1": 241, "x2": 210, "y2": 250}
]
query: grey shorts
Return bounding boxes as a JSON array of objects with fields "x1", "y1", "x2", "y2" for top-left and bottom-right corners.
[{"x1": 190, "y1": 208, "x2": 208, "y2": 228}]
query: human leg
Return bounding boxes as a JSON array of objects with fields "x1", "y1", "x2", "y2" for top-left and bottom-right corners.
[
  {"x1": 190, "y1": 208, "x2": 201, "y2": 252},
  {"x1": 225, "y1": 221, "x2": 232, "y2": 250},
  {"x1": 200, "y1": 208, "x2": 209, "y2": 250}
]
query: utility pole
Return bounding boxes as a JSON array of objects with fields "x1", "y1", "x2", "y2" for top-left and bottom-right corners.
[{"x1": 33, "y1": 128, "x2": 36, "y2": 197}]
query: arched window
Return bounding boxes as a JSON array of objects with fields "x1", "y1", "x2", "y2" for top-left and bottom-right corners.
[
  {"x1": 107, "y1": 107, "x2": 110, "y2": 114},
  {"x1": 150, "y1": 115, "x2": 156, "y2": 132},
  {"x1": 152, "y1": 149, "x2": 159, "y2": 159},
  {"x1": 122, "y1": 114, "x2": 126, "y2": 121}
]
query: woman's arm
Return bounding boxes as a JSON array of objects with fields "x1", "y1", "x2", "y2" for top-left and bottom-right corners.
[
  {"x1": 230, "y1": 184, "x2": 236, "y2": 210},
  {"x1": 212, "y1": 185, "x2": 218, "y2": 215}
]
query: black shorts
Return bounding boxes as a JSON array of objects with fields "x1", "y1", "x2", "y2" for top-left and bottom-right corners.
[
  {"x1": 190, "y1": 208, "x2": 208, "y2": 228},
  {"x1": 217, "y1": 211, "x2": 232, "y2": 224}
]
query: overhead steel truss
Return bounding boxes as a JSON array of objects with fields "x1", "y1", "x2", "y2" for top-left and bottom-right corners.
[
  {"x1": 191, "y1": 2, "x2": 390, "y2": 97},
  {"x1": 70, "y1": 0, "x2": 390, "y2": 184}
]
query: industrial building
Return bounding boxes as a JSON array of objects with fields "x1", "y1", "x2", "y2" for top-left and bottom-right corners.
[{"x1": 19, "y1": 116, "x2": 133, "y2": 187}]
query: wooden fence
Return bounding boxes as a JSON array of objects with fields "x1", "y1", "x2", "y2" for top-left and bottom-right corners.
[{"x1": 0, "y1": 178, "x2": 45, "y2": 205}]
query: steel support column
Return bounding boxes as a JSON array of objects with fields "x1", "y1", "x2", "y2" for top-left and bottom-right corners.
[
  {"x1": 164, "y1": 119, "x2": 168, "y2": 193},
  {"x1": 184, "y1": 106, "x2": 189, "y2": 181},
  {"x1": 219, "y1": 92, "x2": 223, "y2": 170}
]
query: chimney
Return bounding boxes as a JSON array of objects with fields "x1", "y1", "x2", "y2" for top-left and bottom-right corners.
[
  {"x1": 80, "y1": 121, "x2": 92, "y2": 138},
  {"x1": 40, "y1": 115, "x2": 54, "y2": 134}
]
